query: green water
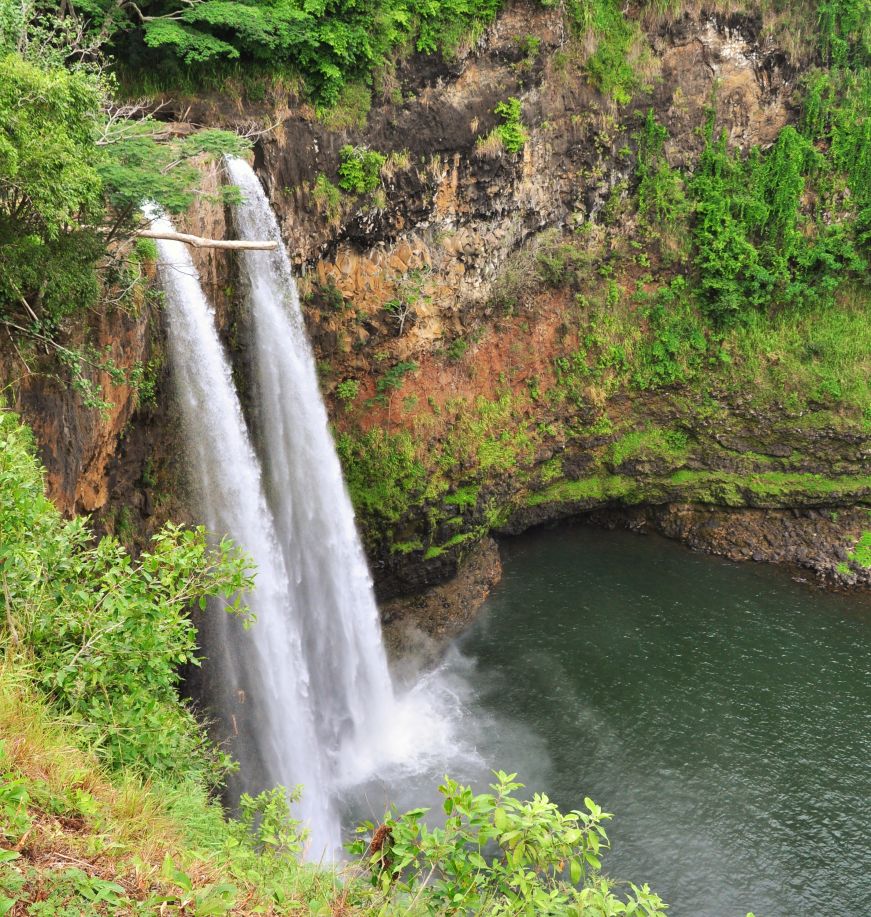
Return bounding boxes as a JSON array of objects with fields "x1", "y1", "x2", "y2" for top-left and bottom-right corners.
[{"x1": 455, "y1": 525, "x2": 871, "y2": 917}]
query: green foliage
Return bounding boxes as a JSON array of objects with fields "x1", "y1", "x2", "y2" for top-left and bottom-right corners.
[
  {"x1": 0, "y1": 25, "x2": 250, "y2": 400},
  {"x1": 375, "y1": 360, "x2": 419, "y2": 401},
  {"x1": 336, "y1": 378, "x2": 361, "y2": 403},
  {"x1": 412, "y1": 0, "x2": 503, "y2": 57},
  {"x1": 0, "y1": 409, "x2": 253, "y2": 783},
  {"x1": 232, "y1": 786, "x2": 306, "y2": 857},
  {"x1": 0, "y1": 52, "x2": 105, "y2": 327},
  {"x1": 534, "y1": 236, "x2": 596, "y2": 289},
  {"x1": 565, "y1": 0, "x2": 645, "y2": 104},
  {"x1": 336, "y1": 427, "x2": 427, "y2": 525},
  {"x1": 316, "y1": 81, "x2": 372, "y2": 130},
  {"x1": 690, "y1": 125, "x2": 772, "y2": 324},
  {"x1": 0, "y1": 53, "x2": 102, "y2": 239},
  {"x1": 386, "y1": 267, "x2": 430, "y2": 336},
  {"x1": 635, "y1": 109, "x2": 687, "y2": 233},
  {"x1": 446, "y1": 337, "x2": 469, "y2": 361},
  {"x1": 312, "y1": 173, "x2": 344, "y2": 222},
  {"x1": 449, "y1": 393, "x2": 535, "y2": 474},
  {"x1": 98, "y1": 0, "x2": 508, "y2": 105},
  {"x1": 0, "y1": 767, "x2": 31, "y2": 845},
  {"x1": 493, "y1": 97, "x2": 528, "y2": 154},
  {"x1": 821, "y1": 69, "x2": 871, "y2": 251},
  {"x1": 609, "y1": 426, "x2": 689, "y2": 468},
  {"x1": 444, "y1": 484, "x2": 480, "y2": 508},
  {"x1": 689, "y1": 117, "x2": 861, "y2": 325},
  {"x1": 723, "y1": 281, "x2": 871, "y2": 414},
  {"x1": 817, "y1": 0, "x2": 871, "y2": 67},
  {"x1": 847, "y1": 531, "x2": 871, "y2": 568},
  {"x1": 98, "y1": 122, "x2": 251, "y2": 216},
  {"x1": 337, "y1": 145, "x2": 386, "y2": 194},
  {"x1": 349, "y1": 771, "x2": 667, "y2": 915},
  {"x1": 1, "y1": 693, "x2": 669, "y2": 914},
  {"x1": 633, "y1": 277, "x2": 707, "y2": 389}
]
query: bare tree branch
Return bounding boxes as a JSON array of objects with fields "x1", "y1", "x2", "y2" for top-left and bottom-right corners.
[{"x1": 137, "y1": 229, "x2": 277, "y2": 250}]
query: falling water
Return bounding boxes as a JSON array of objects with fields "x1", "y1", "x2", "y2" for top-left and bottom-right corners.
[
  {"x1": 223, "y1": 158, "x2": 396, "y2": 785},
  {"x1": 154, "y1": 165, "x2": 474, "y2": 859},
  {"x1": 150, "y1": 212, "x2": 341, "y2": 855}
]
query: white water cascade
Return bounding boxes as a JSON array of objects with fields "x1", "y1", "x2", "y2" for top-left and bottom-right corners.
[
  {"x1": 223, "y1": 158, "x2": 397, "y2": 784},
  {"x1": 154, "y1": 162, "x2": 470, "y2": 861},
  {"x1": 151, "y1": 213, "x2": 340, "y2": 855}
]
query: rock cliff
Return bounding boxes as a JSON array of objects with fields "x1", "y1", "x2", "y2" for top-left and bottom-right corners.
[{"x1": 4, "y1": 2, "x2": 869, "y2": 611}]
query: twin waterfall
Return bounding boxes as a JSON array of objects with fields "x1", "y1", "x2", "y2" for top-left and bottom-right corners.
[{"x1": 151, "y1": 159, "x2": 398, "y2": 857}]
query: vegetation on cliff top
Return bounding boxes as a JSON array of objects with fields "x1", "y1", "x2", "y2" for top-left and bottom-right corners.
[{"x1": 11, "y1": 0, "x2": 867, "y2": 108}]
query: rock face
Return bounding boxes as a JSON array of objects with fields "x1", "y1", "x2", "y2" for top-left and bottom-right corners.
[
  {"x1": 2, "y1": 3, "x2": 867, "y2": 605},
  {"x1": 583, "y1": 505, "x2": 871, "y2": 589},
  {"x1": 257, "y1": 6, "x2": 794, "y2": 323},
  {"x1": 0, "y1": 285, "x2": 153, "y2": 517},
  {"x1": 381, "y1": 537, "x2": 503, "y2": 661}
]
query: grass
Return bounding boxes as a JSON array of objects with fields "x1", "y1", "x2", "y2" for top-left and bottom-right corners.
[
  {"x1": 525, "y1": 475, "x2": 638, "y2": 506},
  {"x1": 474, "y1": 129, "x2": 505, "y2": 158},
  {"x1": 526, "y1": 470, "x2": 871, "y2": 511},
  {"x1": 608, "y1": 427, "x2": 690, "y2": 468},
  {"x1": 848, "y1": 530, "x2": 871, "y2": 568},
  {"x1": 315, "y1": 82, "x2": 372, "y2": 131},
  {"x1": 722, "y1": 284, "x2": 871, "y2": 417},
  {"x1": 0, "y1": 666, "x2": 345, "y2": 914},
  {"x1": 444, "y1": 485, "x2": 480, "y2": 508},
  {"x1": 311, "y1": 174, "x2": 345, "y2": 227},
  {"x1": 381, "y1": 149, "x2": 412, "y2": 179}
]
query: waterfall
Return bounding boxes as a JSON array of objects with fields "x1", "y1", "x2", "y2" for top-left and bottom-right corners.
[
  {"x1": 153, "y1": 164, "x2": 466, "y2": 861},
  {"x1": 151, "y1": 213, "x2": 340, "y2": 856},
  {"x1": 223, "y1": 158, "x2": 395, "y2": 783}
]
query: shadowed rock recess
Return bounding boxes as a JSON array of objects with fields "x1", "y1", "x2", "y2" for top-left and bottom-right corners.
[{"x1": 3, "y1": 2, "x2": 869, "y2": 627}]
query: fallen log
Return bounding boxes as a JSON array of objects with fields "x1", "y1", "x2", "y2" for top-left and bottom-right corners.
[{"x1": 137, "y1": 229, "x2": 277, "y2": 251}]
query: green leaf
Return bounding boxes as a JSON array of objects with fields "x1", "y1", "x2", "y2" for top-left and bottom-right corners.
[
  {"x1": 584, "y1": 850, "x2": 602, "y2": 870},
  {"x1": 570, "y1": 858, "x2": 582, "y2": 885}
]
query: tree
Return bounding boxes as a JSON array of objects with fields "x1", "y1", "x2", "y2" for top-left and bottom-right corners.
[
  {"x1": 0, "y1": 5, "x2": 254, "y2": 406},
  {"x1": 0, "y1": 53, "x2": 106, "y2": 329}
]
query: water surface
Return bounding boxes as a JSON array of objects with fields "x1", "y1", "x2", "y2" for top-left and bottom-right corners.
[{"x1": 454, "y1": 525, "x2": 871, "y2": 917}]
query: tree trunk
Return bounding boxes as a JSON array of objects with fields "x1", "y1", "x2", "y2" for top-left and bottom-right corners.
[{"x1": 137, "y1": 230, "x2": 277, "y2": 251}]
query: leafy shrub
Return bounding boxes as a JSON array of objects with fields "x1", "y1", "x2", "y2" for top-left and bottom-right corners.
[
  {"x1": 349, "y1": 771, "x2": 668, "y2": 915},
  {"x1": 375, "y1": 360, "x2": 419, "y2": 401},
  {"x1": 336, "y1": 378, "x2": 360, "y2": 402},
  {"x1": 635, "y1": 109, "x2": 688, "y2": 234},
  {"x1": 818, "y1": 0, "x2": 871, "y2": 67},
  {"x1": 447, "y1": 337, "x2": 469, "y2": 361},
  {"x1": 565, "y1": 0, "x2": 645, "y2": 104},
  {"x1": 338, "y1": 145, "x2": 387, "y2": 194},
  {"x1": 101, "y1": 0, "x2": 509, "y2": 104},
  {"x1": 0, "y1": 409, "x2": 253, "y2": 784},
  {"x1": 232, "y1": 786, "x2": 306, "y2": 857},
  {"x1": 692, "y1": 120, "x2": 836, "y2": 324},
  {"x1": 0, "y1": 37, "x2": 252, "y2": 402},
  {"x1": 493, "y1": 97, "x2": 528, "y2": 154},
  {"x1": 0, "y1": 53, "x2": 104, "y2": 327},
  {"x1": 826, "y1": 69, "x2": 871, "y2": 252},
  {"x1": 633, "y1": 277, "x2": 707, "y2": 389}
]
